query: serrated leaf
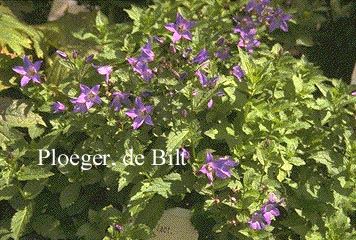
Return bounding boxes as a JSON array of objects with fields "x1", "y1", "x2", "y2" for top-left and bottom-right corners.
[
  {"x1": 60, "y1": 183, "x2": 81, "y2": 209},
  {"x1": 0, "y1": 184, "x2": 18, "y2": 200},
  {"x1": 17, "y1": 165, "x2": 54, "y2": 181},
  {"x1": 204, "y1": 129, "x2": 218, "y2": 139},
  {"x1": 76, "y1": 223, "x2": 103, "y2": 240},
  {"x1": 0, "y1": 5, "x2": 44, "y2": 57},
  {"x1": 124, "y1": 6, "x2": 143, "y2": 25},
  {"x1": 23, "y1": 180, "x2": 46, "y2": 200},
  {"x1": 166, "y1": 128, "x2": 189, "y2": 151},
  {"x1": 288, "y1": 157, "x2": 306, "y2": 166},
  {"x1": 0, "y1": 97, "x2": 46, "y2": 146},
  {"x1": 11, "y1": 203, "x2": 33, "y2": 240},
  {"x1": 32, "y1": 215, "x2": 66, "y2": 239},
  {"x1": 292, "y1": 75, "x2": 303, "y2": 93},
  {"x1": 135, "y1": 194, "x2": 165, "y2": 228}
]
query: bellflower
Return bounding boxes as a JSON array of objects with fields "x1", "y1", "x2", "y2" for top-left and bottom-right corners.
[
  {"x1": 196, "y1": 70, "x2": 219, "y2": 88},
  {"x1": 70, "y1": 84, "x2": 101, "y2": 113},
  {"x1": 52, "y1": 101, "x2": 66, "y2": 113},
  {"x1": 179, "y1": 148, "x2": 190, "y2": 159},
  {"x1": 192, "y1": 48, "x2": 210, "y2": 64},
  {"x1": 249, "y1": 212, "x2": 267, "y2": 230},
  {"x1": 165, "y1": 12, "x2": 196, "y2": 43},
  {"x1": 261, "y1": 194, "x2": 282, "y2": 224},
  {"x1": 245, "y1": 0, "x2": 270, "y2": 15},
  {"x1": 125, "y1": 97, "x2": 154, "y2": 130},
  {"x1": 215, "y1": 46, "x2": 231, "y2": 60},
  {"x1": 238, "y1": 29, "x2": 261, "y2": 53},
  {"x1": 111, "y1": 92, "x2": 131, "y2": 111},
  {"x1": 12, "y1": 55, "x2": 43, "y2": 87},
  {"x1": 127, "y1": 59, "x2": 154, "y2": 83},
  {"x1": 233, "y1": 16, "x2": 255, "y2": 34},
  {"x1": 139, "y1": 39, "x2": 155, "y2": 62},
  {"x1": 96, "y1": 65, "x2": 113, "y2": 84},
  {"x1": 232, "y1": 65, "x2": 246, "y2": 82},
  {"x1": 85, "y1": 54, "x2": 94, "y2": 64},
  {"x1": 267, "y1": 7, "x2": 292, "y2": 32},
  {"x1": 249, "y1": 194, "x2": 283, "y2": 230},
  {"x1": 199, "y1": 151, "x2": 237, "y2": 184}
]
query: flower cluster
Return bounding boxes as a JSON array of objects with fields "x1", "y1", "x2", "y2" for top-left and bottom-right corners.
[
  {"x1": 127, "y1": 39, "x2": 155, "y2": 82},
  {"x1": 233, "y1": 0, "x2": 292, "y2": 53},
  {"x1": 248, "y1": 194, "x2": 283, "y2": 230}
]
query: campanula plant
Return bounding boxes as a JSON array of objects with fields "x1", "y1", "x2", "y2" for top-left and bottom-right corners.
[{"x1": 1, "y1": 0, "x2": 355, "y2": 239}]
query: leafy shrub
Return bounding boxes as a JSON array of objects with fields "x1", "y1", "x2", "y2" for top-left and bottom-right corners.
[{"x1": 0, "y1": 0, "x2": 355, "y2": 239}]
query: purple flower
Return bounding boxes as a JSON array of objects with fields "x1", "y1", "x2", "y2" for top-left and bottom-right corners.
[
  {"x1": 182, "y1": 47, "x2": 192, "y2": 58},
  {"x1": 233, "y1": 16, "x2": 255, "y2": 34},
  {"x1": 12, "y1": 56, "x2": 42, "y2": 87},
  {"x1": 207, "y1": 99, "x2": 213, "y2": 109},
  {"x1": 249, "y1": 212, "x2": 267, "y2": 230},
  {"x1": 215, "y1": 46, "x2": 231, "y2": 60},
  {"x1": 52, "y1": 101, "x2": 66, "y2": 113},
  {"x1": 125, "y1": 97, "x2": 153, "y2": 130},
  {"x1": 85, "y1": 54, "x2": 94, "y2": 63},
  {"x1": 179, "y1": 148, "x2": 190, "y2": 159},
  {"x1": 127, "y1": 59, "x2": 154, "y2": 83},
  {"x1": 139, "y1": 39, "x2": 155, "y2": 62},
  {"x1": 153, "y1": 36, "x2": 164, "y2": 44},
  {"x1": 55, "y1": 50, "x2": 68, "y2": 59},
  {"x1": 70, "y1": 84, "x2": 101, "y2": 113},
  {"x1": 245, "y1": 0, "x2": 270, "y2": 15},
  {"x1": 96, "y1": 65, "x2": 113, "y2": 84},
  {"x1": 238, "y1": 29, "x2": 261, "y2": 53},
  {"x1": 261, "y1": 194, "x2": 281, "y2": 224},
  {"x1": 165, "y1": 12, "x2": 196, "y2": 43},
  {"x1": 249, "y1": 194, "x2": 283, "y2": 230},
  {"x1": 199, "y1": 151, "x2": 237, "y2": 184},
  {"x1": 127, "y1": 39, "x2": 155, "y2": 82},
  {"x1": 113, "y1": 224, "x2": 122, "y2": 232},
  {"x1": 111, "y1": 91, "x2": 131, "y2": 111},
  {"x1": 192, "y1": 48, "x2": 210, "y2": 64},
  {"x1": 196, "y1": 70, "x2": 219, "y2": 88},
  {"x1": 72, "y1": 50, "x2": 79, "y2": 59},
  {"x1": 352, "y1": 91, "x2": 356, "y2": 96},
  {"x1": 231, "y1": 65, "x2": 246, "y2": 82},
  {"x1": 267, "y1": 7, "x2": 292, "y2": 32}
]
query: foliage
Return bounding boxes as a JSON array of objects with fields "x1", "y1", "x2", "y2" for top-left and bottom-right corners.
[{"x1": 0, "y1": 0, "x2": 356, "y2": 239}]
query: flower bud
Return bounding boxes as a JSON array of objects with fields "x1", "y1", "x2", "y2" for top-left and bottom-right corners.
[
  {"x1": 85, "y1": 54, "x2": 94, "y2": 64},
  {"x1": 55, "y1": 50, "x2": 68, "y2": 59},
  {"x1": 72, "y1": 50, "x2": 79, "y2": 59}
]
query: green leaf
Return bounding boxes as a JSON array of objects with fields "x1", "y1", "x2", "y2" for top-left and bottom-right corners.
[
  {"x1": 0, "y1": 184, "x2": 18, "y2": 200},
  {"x1": 32, "y1": 215, "x2": 66, "y2": 239},
  {"x1": 166, "y1": 128, "x2": 189, "y2": 151},
  {"x1": 95, "y1": 10, "x2": 108, "y2": 29},
  {"x1": 204, "y1": 129, "x2": 218, "y2": 139},
  {"x1": 17, "y1": 165, "x2": 54, "y2": 181},
  {"x1": 288, "y1": 157, "x2": 306, "y2": 166},
  {"x1": 292, "y1": 75, "x2": 303, "y2": 93},
  {"x1": 135, "y1": 194, "x2": 165, "y2": 228},
  {"x1": 0, "y1": 98, "x2": 46, "y2": 146},
  {"x1": 10, "y1": 202, "x2": 33, "y2": 240},
  {"x1": 124, "y1": 6, "x2": 143, "y2": 26},
  {"x1": 0, "y1": 5, "x2": 44, "y2": 57},
  {"x1": 22, "y1": 180, "x2": 46, "y2": 200},
  {"x1": 76, "y1": 223, "x2": 103, "y2": 240},
  {"x1": 60, "y1": 183, "x2": 81, "y2": 209}
]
